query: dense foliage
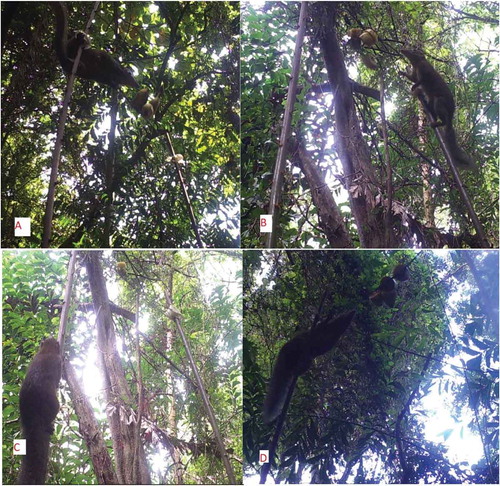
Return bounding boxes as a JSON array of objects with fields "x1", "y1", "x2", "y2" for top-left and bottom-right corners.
[
  {"x1": 243, "y1": 250, "x2": 498, "y2": 483},
  {"x1": 2, "y1": 250, "x2": 242, "y2": 484},
  {"x1": 1, "y1": 2, "x2": 240, "y2": 248},
  {"x1": 241, "y1": 2, "x2": 498, "y2": 248}
]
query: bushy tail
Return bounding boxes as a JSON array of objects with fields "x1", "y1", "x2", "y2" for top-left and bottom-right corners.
[
  {"x1": 442, "y1": 124, "x2": 475, "y2": 171},
  {"x1": 50, "y1": 2, "x2": 72, "y2": 73},
  {"x1": 263, "y1": 348, "x2": 296, "y2": 424},
  {"x1": 18, "y1": 426, "x2": 51, "y2": 485}
]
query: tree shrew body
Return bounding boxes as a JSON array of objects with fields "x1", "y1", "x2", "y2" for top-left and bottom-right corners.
[
  {"x1": 401, "y1": 49, "x2": 474, "y2": 170},
  {"x1": 263, "y1": 310, "x2": 355, "y2": 423},
  {"x1": 18, "y1": 338, "x2": 62, "y2": 485}
]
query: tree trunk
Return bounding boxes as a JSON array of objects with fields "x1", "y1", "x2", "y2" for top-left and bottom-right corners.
[
  {"x1": 64, "y1": 361, "x2": 118, "y2": 484},
  {"x1": 85, "y1": 252, "x2": 151, "y2": 484},
  {"x1": 294, "y1": 142, "x2": 353, "y2": 247},
  {"x1": 314, "y1": 3, "x2": 386, "y2": 247}
]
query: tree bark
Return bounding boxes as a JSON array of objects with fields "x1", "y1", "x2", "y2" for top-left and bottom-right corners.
[
  {"x1": 64, "y1": 361, "x2": 118, "y2": 484},
  {"x1": 293, "y1": 142, "x2": 353, "y2": 247},
  {"x1": 314, "y1": 3, "x2": 385, "y2": 247}
]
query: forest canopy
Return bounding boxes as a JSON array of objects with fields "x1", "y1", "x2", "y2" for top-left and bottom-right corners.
[
  {"x1": 241, "y1": 1, "x2": 499, "y2": 249},
  {"x1": 1, "y1": 2, "x2": 240, "y2": 248},
  {"x1": 243, "y1": 250, "x2": 499, "y2": 483}
]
